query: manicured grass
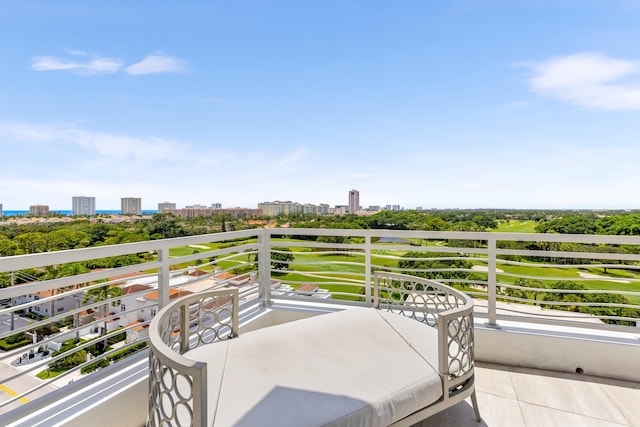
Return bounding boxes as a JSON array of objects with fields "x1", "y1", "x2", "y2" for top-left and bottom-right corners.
[
  {"x1": 492, "y1": 220, "x2": 538, "y2": 233},
  {"x1": 276, "y1": 272, "x2": 365, "y2": 301},
  {"x1": 494, "y1": 263, "x2": 640, "y2": 304},
  {"x1": 169, "y1": 247, "x2": 201, "y2": 257},
  {"x1": 36, "y1": 368, "x2": 65, "y2": 379},
  {"x1": 179, "y1": 237, "x2": 640, "y2": 306}
]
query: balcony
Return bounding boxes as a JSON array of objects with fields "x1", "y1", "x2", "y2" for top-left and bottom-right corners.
[{"x1": 1, "y1": 228, "x2": 639, "y2": 426}]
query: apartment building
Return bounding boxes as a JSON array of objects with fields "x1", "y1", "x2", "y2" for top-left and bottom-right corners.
[
  {"x1": 121, "y1": 197, "x2": 142, "y2": 215},
  {"x1": 72, "y1": 196, "x2": 96, "y2": 216},
  {"x1": 29, "y1": 204, "x2": 50, "y2": 215}
]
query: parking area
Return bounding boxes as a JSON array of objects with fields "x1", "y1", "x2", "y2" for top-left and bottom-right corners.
[{"x1": 0, "y1": 313, "x2": 30, "y2": 335}]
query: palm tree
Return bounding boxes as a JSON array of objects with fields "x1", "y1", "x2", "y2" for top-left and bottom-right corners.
[
  {"x1": 83, "y1": 283, "x2": 124, "y2": 349},
  {"x1": 83, "y1": 283, "x2": 124, "y2": 317}
]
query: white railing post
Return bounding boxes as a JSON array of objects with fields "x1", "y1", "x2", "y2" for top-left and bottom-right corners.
[
  {"x1": 364, "y1": 233, "x2": 372, "y2": 305},
  {"x1": 258, "y1": 229, "x2": 272, "y2": 307},
  {"x1": 487, "y1": 237, "x2": 498, "y2": 327},
  {"x1": 157, "y1": 248, "x2": 170, "y2": 310}
]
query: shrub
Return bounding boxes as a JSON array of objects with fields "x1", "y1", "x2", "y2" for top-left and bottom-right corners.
[
  {"x1": 80, "y1": 358, "x2": 110, "y2": 374},
  {"x1": 49, "y1": 350, "x2": 87, "y2": 371},
  {"x1": 5, "y1": 332, "x2": 28, "y2": 344},
  {"x1": 107, "y1": 342, "x2": 147, "y2": 364},
  {"x1": 0, "y1": 333, "x2": 31, "y2": 351}
]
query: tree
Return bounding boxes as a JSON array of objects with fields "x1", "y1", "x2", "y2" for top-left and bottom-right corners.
[
  {"x1": 101, "y1": 229, "x2": 149, "y2": 245},
  {"x1": 0, "y1": 235, "x2": 18, "y2": 256},
  {"x1": 535, "y1": 215, "x2": 598, "y2": 234},
  {"x1": 13, "y1": 232, "x2": 46, "y2": 254},
  {"x1": 398, "y1": 251, "x2": 476, "y2": 288},
  {"x1": 83, "y1": 284, "x2": 124, "y2": 317},
  {"x1": 142, "y1": 213, "x2": 188, "y2": 239},
  {"x1": 87, "y1": 223, "x2": 112, "y2": 244},
  {"x1": 447, "y1": 222, "x2": 483, "y2": 249},
  {"x1": 255, "y1": 247, "x2": 295, "y2": 270},
  {"x1": 542, "y1": 281, "x2": 586, "y2": 311},
  {"x1": 504, "y1": 279, "x2": 546, "y2": 305},
  {"x1": 49, "y1": 349, "x2": 87, "y2": 371},
  {"x1": 43, "y1": 262, "x2": 89, "y2": 280}
]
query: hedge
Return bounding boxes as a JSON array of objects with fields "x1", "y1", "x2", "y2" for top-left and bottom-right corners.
[{"x1": 0, "y1": 337, "x2": 32, "y2": 351}]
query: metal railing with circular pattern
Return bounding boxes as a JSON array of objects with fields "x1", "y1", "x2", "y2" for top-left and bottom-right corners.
[
  {"x1": 147, "y1": 288, "x2": 239, "y2": 427},
  {"x1": 373, "y1": 272, "x2": 475, "y2": 400}
]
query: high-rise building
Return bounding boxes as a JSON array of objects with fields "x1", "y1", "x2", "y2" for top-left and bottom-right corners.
[
  {"x1": 121, "y1": 197, "x2": 142, "y2": 215},
  {"x1": 211, "y1": 203, "x2": 222, "y2": 209},
  {"x1": 0, "y1": 203, "x2": 3, "y2": 217},
  {"x1": 72, "y1": 196, "x2": 96, "y2": 216},
  {"x1": 334, "y1": 205, "x2": 348, "y2": 215},
  {"x1": 30, "y1": 204, "x2": 50, "y2": 215},
  {"x1": 158, "y1": 202, "x2": 176, "y2": 212},
  {"x1": 348, "y1": 189, "x2": 360, "y2": 214},
  {"x1": 258, "y1": 202, "x2": 283, "y2": 217},
  {"x1": 257, "y1": 201, "x2": 303, "y2": 216}
]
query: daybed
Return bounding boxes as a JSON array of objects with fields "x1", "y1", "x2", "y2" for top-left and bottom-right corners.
[{"x1": 147, "y1": 272, "x2": 480, "y2": 426}]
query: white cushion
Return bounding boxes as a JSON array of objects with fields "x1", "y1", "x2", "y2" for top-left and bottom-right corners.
[{"x1": 185, "y1": 307, "x2": 442, "y2": 427}]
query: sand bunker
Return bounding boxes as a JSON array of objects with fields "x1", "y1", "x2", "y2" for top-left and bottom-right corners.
[
  {"x1": 471, "y1": 265, "x2": 504, "y2": 273},
  {"x1": 577, "y1": 271, "x2": 630, "y2": 284},
  {"x1": 188, "y1": 244, "x2": 211, "y2": 249}
]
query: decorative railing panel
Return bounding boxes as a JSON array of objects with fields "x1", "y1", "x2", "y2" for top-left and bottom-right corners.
[
  {"x1": 147, "y1": 288, "x2": 239, "y2": 427},
  {"x1": 373, "y1": 271, "x2": 474, "y2": 385}
]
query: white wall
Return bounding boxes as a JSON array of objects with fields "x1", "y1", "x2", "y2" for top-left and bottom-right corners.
[{"x1": 475, "y1": 323, "x2": 640, "y2": 382}]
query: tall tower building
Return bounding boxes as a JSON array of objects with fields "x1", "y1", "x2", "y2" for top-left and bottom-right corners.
[
  {"x1": 121, "y1": 197, "x2": 142, "y2": 215},
  {"x1": 72, "y1": 196, "x2": 96, "y2": 216},
  {"x1": 0, "y1": 203, "x2": 3, "y2": 217},
  {"x1": 158, "y1": 202, "x2": 176, "y2": 212},
  {"x1": 29, "y1": 205, "x2": 50, "y2": 215},
  {"x1": 348, "y1": 189, "x2": 360, "y2": 214}
]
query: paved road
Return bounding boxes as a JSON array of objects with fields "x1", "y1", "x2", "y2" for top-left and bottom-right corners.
[
  {"x1": 0, "y1": 313, "x2": 30, "y2": 335},
  {"x1": 0, "y1": 360, "x2": 57, "y2": 415}
]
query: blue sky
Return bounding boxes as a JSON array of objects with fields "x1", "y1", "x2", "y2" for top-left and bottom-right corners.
[{"x1": 1, "y1": 0, "x2": 640, "y2": 210}]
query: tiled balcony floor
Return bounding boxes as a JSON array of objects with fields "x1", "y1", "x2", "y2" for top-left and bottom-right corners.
[{"x1": 415, "y1": 362, "x2": 640, "y2": 427}]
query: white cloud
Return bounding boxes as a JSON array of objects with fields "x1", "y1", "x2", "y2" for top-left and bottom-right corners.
[
  {"x1": 525, "y1": 52, "x2": 640, "y2": 110},
  {"x1": 0, "y1": 121, "x2": 316, "y2": 209},
  {"x1": 31, "y1": 51, "x2": 187, "y2": 76},
  {"x1": 0, "y1": 122, "x2": 189, "y2": 162},
  {"x1": 31, "y1": 55, "x2": 122, "y2": 74},
  {"x1": 125, "y1": 55, "x2": 187, "y2": 75},
  {"x1": 63, "y1": 49, "x2": 88, "y2": 57},
  {"x1": 269, "y1": 146, "x2": 307, "y2": 169}
]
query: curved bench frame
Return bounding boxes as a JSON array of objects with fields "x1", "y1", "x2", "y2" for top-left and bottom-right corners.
[
  {"x1": 147, "y1": 273, "x2": 480, "y2": 426},
  {"x1": 148, "y1": 288, "x2": 239, "y2": 427},
  {"x1": 374, "y1": 271, "x2": 480, "y2": 425}
]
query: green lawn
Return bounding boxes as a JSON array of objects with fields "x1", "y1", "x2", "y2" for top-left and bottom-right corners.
[
  {"x1": 36, "y1": 368, "x2": 66, "y2": 379},
  {"x1": 167, "y1": 237, "x2": 640, "y2": 306},
  {"x1": 492, "y1": 220, "x2": 538, "y2": 233},
  {"x1": 492, "y1": 263, "x2": 640, "y2": 304}
]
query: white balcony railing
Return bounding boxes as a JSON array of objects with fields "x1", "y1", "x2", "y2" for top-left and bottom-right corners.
[{"x1": 1, "y1": 228, "x2": 639, "y2": 423}]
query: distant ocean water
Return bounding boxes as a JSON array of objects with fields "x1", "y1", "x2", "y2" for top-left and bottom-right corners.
[{"x1": 1, "y1": 210, "x2": 158, "y2": 216}]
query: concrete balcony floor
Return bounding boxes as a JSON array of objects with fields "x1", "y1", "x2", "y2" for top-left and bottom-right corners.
[
  {"x1": 2, "y1": 360, "x2": 640, "y2": 426},
  {"x1": 414, "y1": 362, "x2": 640, "y2": 427}
]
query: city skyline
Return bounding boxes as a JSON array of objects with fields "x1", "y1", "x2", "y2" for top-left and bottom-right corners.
[
  {"x1": 0, "y1": 190, "x2": 387, "y2": 213},
  {"x1": 2, "y1": 2, "x2": 640, "y2": 210}
]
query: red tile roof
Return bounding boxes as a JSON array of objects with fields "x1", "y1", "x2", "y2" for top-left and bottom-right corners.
[
  {"x1": 142, "y1": 288, "x2": 192, "y2": 301},
  {"x1": 188, "y1": 270, "x2": 209, "y2": 277},
  {"x1": 297, "y1": 284, "x2": 319, "y2": 293},
  {"x1": 125, "y1": 284, "x2": 154, "y2": 295}
]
